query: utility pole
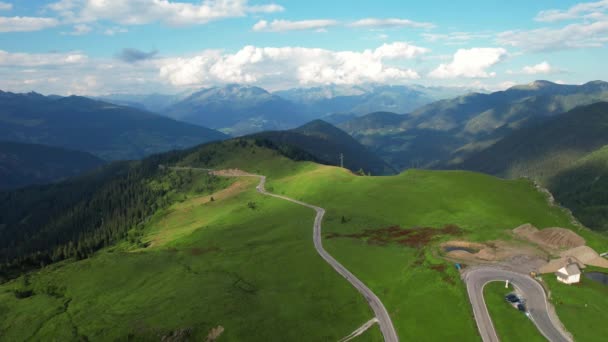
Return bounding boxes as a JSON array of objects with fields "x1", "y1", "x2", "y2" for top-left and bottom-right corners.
[{"x1": 339, "y1": 153, "x2": 344, "y2": 168}]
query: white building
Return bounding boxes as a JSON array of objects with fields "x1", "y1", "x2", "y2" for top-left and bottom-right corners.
[{"x1": 556, "y1": 263, "x2": 581, "y2": 285}]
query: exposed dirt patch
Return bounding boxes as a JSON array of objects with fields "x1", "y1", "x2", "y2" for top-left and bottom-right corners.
[
  {"x1": 325, "y1": 224, "x2": 463, "y2": 248},
  {"x1": 442, "y1": 239, "x2": 548, "y2": 273},
  {"x1": 211, "y1": 169, "x2": 257, "y2": 177},
  {"x1": 206, "y1": 325, "x2": 224, "y2": 342},
  {"x1": 185, "y1": 180, "x2": 251, "y2": 207},
  {"x1": 513, "y1": 223, "x2": 585, "y2": 251},
  {"x1": 539, "y1": 246, "x2": 608, "y2": 273}
]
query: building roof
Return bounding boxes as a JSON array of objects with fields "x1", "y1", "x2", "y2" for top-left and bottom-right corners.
[{"x1": 561, "y1": 263, "x2": 581, "y2": 276}]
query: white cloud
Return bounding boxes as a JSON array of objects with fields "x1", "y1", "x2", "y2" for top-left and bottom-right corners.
[
  {"x1": 63, "y1": 23, "x2": 92, "y2": 35},
  {"x1": 159, "y1": 42, "x2": 427, "y2": 88},
  {"x1": 373, "y1": 42, "x2": 429, "y2": 59},
  {"x1": 0, "y1": 50, "x2": 88, "y2": 66},
  {"x1": 349, "y1": 18, "x2": 435, "y2": 29},
  {"x1": 0, "y1": 16, "x2": 59, "y2": 32},
  {"x1": 521, "y1": 61, "x2": 559, "y2": 75},
  {"x1": 104, "y1": 26, "x2": 128, "y2": 35},
  {"x1": 0, "y1": 50, "x2": 168, "y2": 95},
  {"x1": 498, "y1": 20, "x2": 608, "y2": 51},
  {"x1": 535, "y1": 0, "x2": 608, "y2": 22},
  {"x1": 0, "y1": 2, "x2": 12, "y2": 11},
  {"x1": 252, "y1": 19, "x2": 338, "y2": 32},
  {"x1": 48, "y1": 0, "x2": 284, "y2": 26},
  {"x1": 422, "y1": 31, "x2": 491, "y2": 44},
  {"x1": 501, "y1": 1, "x2": 608, "y2": 51},
  {"x1": 429, "y1": 48, "x2": 507, "y2": 79}
]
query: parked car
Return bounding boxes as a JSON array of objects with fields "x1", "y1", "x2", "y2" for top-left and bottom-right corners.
[{"x1": 505, "y1": 294, "x2": 520, "y2": 303}]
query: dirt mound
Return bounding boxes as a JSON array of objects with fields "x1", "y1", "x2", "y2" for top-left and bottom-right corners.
[
  {"x1": 513, "y1": 224, "x2": 585, "y2": 250},
  {"x1": 561, "y1": 246, "x2": 608, "y2": 268},
  {"x1": 442, "y1": 240, "x2": 545, "y2": 264},
  {"x1": 538, "y1": 246, "x2": 608, "y2": 273}
]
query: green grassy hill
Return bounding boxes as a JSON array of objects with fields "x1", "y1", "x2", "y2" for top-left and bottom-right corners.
[
  {"x1": 0, "y1": 90, "x2": 227, "y2": 160},
  {"x1": 252, "y1": 119, "x2": 396, "y2": 175},
  {"x1": 0, "y1": 141, "x2": 105, "y2": 189},
  {"x1": 1, "y1": 138, "x2": 606, "y2": 341},
  {"x1": 460, "y1": 102, "x2": 608, "y2": 232}
]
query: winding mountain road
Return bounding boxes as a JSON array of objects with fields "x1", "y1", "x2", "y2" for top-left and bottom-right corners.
[
  {"x1": 464, "y1": 267, "x2": 571, "y2": 342},
  {"x1": 203, "y1": 169, "x2": 398, "y2": 342},
  {"x1": 253, "y1": 175, "x2": 398, "y2": 342}
]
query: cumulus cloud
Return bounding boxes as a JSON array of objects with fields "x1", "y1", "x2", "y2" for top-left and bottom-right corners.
[
  {"x1": 372, "y1": 42, "x2": 429, "y2": 59},
  {"x1": 116, "y1": 48, "x2": 158, "y2": 63},
  {"x1": 429, "y1": 48, "x2": 507, "y2": 79},
  {"x1": 159, "y1": 42, "x2": 428, "y2": 88},
  {"x1": 535, "y1": 0, "x2": 608, "y2": 22},
  {"x1": 252, "y1": 19, "x2": 339, "y2": 32},
  {"x1": 0, "y1": 16, "x2": 59, "y2": 32},
  {"x1": 521, "y1": 61, "x2": 560, "y2": 75},
  {"x1": 0, "y1": 2, "x2": 12, "y2": 11},
  {"x1": 498, "y1": 20, "x2": 608, "y2": 51},
  {"x1": 349, "y1": 18, "x2": 435, "y2": 29},
  {"x1": 48, "y1": 0, "x2": 283, "y2": 26}
]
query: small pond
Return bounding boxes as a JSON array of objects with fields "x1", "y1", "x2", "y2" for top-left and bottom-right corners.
[
  {"x1": 443, "y1": 246, "x2": 477, "y2": 253},
  {"x1": 585, "y1": 272, "x2": 608, "y2": 286}
]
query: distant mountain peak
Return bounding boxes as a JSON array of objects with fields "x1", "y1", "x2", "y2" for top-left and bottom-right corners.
[
  {"x1": 584, "y1": 80, "x2": 608, "y2": 86},
  {"x1": 511, "y1": 80, "x2": 558, "y2": 90},
  {"x1": 187, "y1": 84, "x2": 272, "y2": 102}
]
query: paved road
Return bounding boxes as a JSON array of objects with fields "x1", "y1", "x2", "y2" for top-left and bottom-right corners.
[
  {"x1": 190, "y1": 168, "x2": 399, "y2": 342},
  {"x1": 464, "y1": 267, "x2": 571, "y2": 342},
  {"x1": 254, "y1": 175, "x2": 399, "y2": 342}
]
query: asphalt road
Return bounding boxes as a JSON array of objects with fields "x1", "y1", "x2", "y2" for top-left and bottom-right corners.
[
  {"x1": 464, "y1": 267, "x2": 571, "y2": 342},
  {"x1": 254, "y1": 175, "x2": 399, "y2": 342},
  {"x1": 171, "y1": 167, "x2": 398, "y2": 340}
]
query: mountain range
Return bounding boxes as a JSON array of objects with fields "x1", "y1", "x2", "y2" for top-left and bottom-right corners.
[
  {"x1": 459, "y1": 101, "x2": 608, "y2": 231},
  {"x1": 98, "y1": 84, "x2": 475, "y2": 136},
  {"x1": 338, "y1": 80, "x2": 608, "y2": 170},
  {"x1": 0, "y1": 90, "x2": 227, "y2": 161},
  {"x1": 274, "y1": 84, "x2": 464, "y2": 117}
]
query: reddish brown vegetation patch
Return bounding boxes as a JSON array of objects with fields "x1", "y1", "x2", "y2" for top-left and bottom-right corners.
[
  {"x1": 429, "y1": 263, "x2": 456, "y2": 284},
  {"x1": 326, "y1": 224, "x2": 462, "y2": 248},
  {"x1": 430, "y1": 264, "x2": 447, "y2": 273}
]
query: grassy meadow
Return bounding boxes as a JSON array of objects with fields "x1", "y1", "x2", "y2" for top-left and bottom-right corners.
[{"x1": 1, "y1": 140, "x2": 607, "y2": 341}]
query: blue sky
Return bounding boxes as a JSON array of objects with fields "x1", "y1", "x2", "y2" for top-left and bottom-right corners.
[{"x1": 0, "y1": 0, "x2": 607, "y2": 94}]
